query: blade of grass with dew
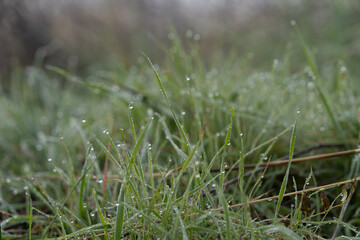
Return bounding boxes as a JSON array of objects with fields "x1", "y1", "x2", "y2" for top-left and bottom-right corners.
[
  {"x1": 259, "y1": 224, "x2": 302, "y2": 240},
  {"x1": 142, "y1": 53, "x2": 190, "y2": 152},
  {"x1": 129, "y1": 105, "x2": 137, "y2": 143},
  {"x1": 128, "y1": 118, "x2": 152, "y2": 168},
  {"x1": 119, "y1": 202, "x2": 167, "y2": 233},
  {"x1": 92, "y1": 189, "x2": 109, "y2": 240},
  {"x1": 33, "y1": 179, "x2": 69, "y2": 235},
  {"x1": 157, "y1": 114, "x2": 187, "y2": 159},
  {"x1": 147, "y1": 181, "x2": 165, "y2": 219},
  {"x1": 96, "y1": 137, "x2": 123, "y2": 170},
  {"x1": 220, "y1": 108, "x2": 234, "y2": 189},
  {"x1": 274, "y1": 112, "x2": 298, "y2": 220},
  {"x1": 26, "y1": 191, "x2": 32, "y2": 240},
  {"x1": 114, "y1": 184, "x2": 126, "y2": 240},
  {"x1": 245, "y1": 140, "x2": 277, "y2": 193},
  {"x1": 173, "y1": 206, "x2": 189, "y2": 240},
  {"x1": 296, "y1": 29, "x2": 347, "y2": 145},
  {"x1": 41, "y1": 158, "x2": 96, "y2": 238},
  {"x1": 148, "y1": 145, "x2": 155, "y2": 195},
  {"x1": 79, "y1": 146, "x2": 94, "y2": 223},
  {"x1": 238, "y1": 131, "x2": 254, "y2": 235},
  {"x1": 60, "y1": 137, "x2": 76, "y2": 188},
  {"x1": 216, "y1": 184, "x2": 232, "y2": 240},
  {"x1": 215, "y1": 108, "x2": 234, "y2": 240}
]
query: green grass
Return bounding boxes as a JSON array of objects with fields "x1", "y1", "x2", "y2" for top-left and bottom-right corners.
[{"x1": 1, "y1": 18, "x2": 360, "y2": 239}]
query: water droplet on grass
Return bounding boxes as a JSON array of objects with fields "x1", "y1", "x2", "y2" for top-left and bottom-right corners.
[
  {"x1": 195, "y1": 174, "x2": 200, "y2": 179},
  {"x1": 48, "y1": 158, "x2": 52, "y2": 162},
  {"x1": 212, "y1": 184, "x2": 216, "y2": 188},
  {"x1": 181, "y1": 111, "x2": 186, "y2": 115},
  {"x1": 90, "y1": 213, "x2": 95, "y2": 217},
  {"x1": 186, "y1": 76, "x2": 191, "y2": 81},
  {"x1": 81, "y1": 119, "x2": 86, "y2": 123},
  {"x1": 290, "y1": 20, "x2": 296, "y2": 26},
  {"x1": 129, "y1": 102, "x2": 134, "y2": 110},
  {"x1": 6, "y1": 178, "x2": 11, "y2": 183}
]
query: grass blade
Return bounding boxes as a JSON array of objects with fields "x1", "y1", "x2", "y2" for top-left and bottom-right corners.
[
  {"x1": 114, "y1": 184, "x2": 126, "y2": 240},
  {"x1": 274, "y1": 111, "x2": 298, "y2": 220},
  {"x1": 143, "y1": 53, "x2": 191, "y2": 152},
  {"x1": 92, "y1": 189, "x2": 109, "y2": 240}
]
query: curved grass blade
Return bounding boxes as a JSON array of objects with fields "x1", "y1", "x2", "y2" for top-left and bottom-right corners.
[
  {"x1": 274, "y1": 112, "x2": 298, "y2": 220},
  {"x1": 142, "y1": 53, "x2": 191, "y2": 152},
  {"x1": 114, "y1": 184, "x2": 126, "y2": 240},
  {"x1": 92, "y1": 189, "x2": 109, "y2": 240}
]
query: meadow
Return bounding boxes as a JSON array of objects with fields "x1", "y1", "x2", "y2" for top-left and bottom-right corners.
[{"x1": 1, "y1": 2, "x2": 360, "y2": 239}]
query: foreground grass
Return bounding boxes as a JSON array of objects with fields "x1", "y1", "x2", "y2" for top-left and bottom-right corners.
[{"x1": 1, "y1": 32, "x2": 360, "y2": 239}]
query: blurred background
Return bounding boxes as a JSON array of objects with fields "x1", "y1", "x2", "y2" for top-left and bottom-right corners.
[{"x1": 1, "y1": 0, "x2": 359, "y2": 77}]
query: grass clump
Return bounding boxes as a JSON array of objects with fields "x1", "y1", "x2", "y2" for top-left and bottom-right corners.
[{"x1": 1, "y1": 27, "x2": 360, "y2": 239}]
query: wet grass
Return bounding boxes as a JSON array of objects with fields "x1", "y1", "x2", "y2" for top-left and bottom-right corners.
[{"x1": 1, "y1": 23, "x2": 360, "y2": 239}]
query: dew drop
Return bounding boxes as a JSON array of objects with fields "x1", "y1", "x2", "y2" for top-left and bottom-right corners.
[
  {"x1": 186, "y1": 76, "x2": 191, "y2": 81},
  {"x1": 239, "y1": 132, "x2": 243, "y2": 137},
  {"x1": 181, "y1": 111, "x2": 186, "y2": 116},
  {"x1": 340, "y1": 66, "x2": 347, "y2": 73},
  {"x1": 195, "y1": 174, "x2": 200, "y2": 179},
  {"x1": 129, "y1": 102, "x2": 134, "y2": 110},
  {"x1": 90, "y1": 213, "x2": 95, "y2": 217},
  {"x1": 52, "y1": 168, "x2": 57, "y2": 173},
  {"x1": 290, "y1": 20, "x2": 296, "y2": 26},
  {"x1": 82, "y1": 119, "x2": 86, "y2": 123},
  {"x1": 6, "y1": 178, "x2": 11, "y2": 183},
  {"x1": 48, "y1": 158, "x2": 52, "y2": 162},
  {"x1": 23, "y1": 186, "x2": 29, "y2": 191},
  {"x1": 97, "y1": 179, "x2": 103, "y2": 184},
  {"x1": 297, "y1": 109, "x2": 301, "y2": 114},
  {"x1": 211, "y1": 184, "x2": 216, "y2": 188}
]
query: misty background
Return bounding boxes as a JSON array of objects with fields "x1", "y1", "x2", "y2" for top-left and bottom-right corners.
[{"x1": 1, "y1": 0, "x2": 359, "y2": 76}]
